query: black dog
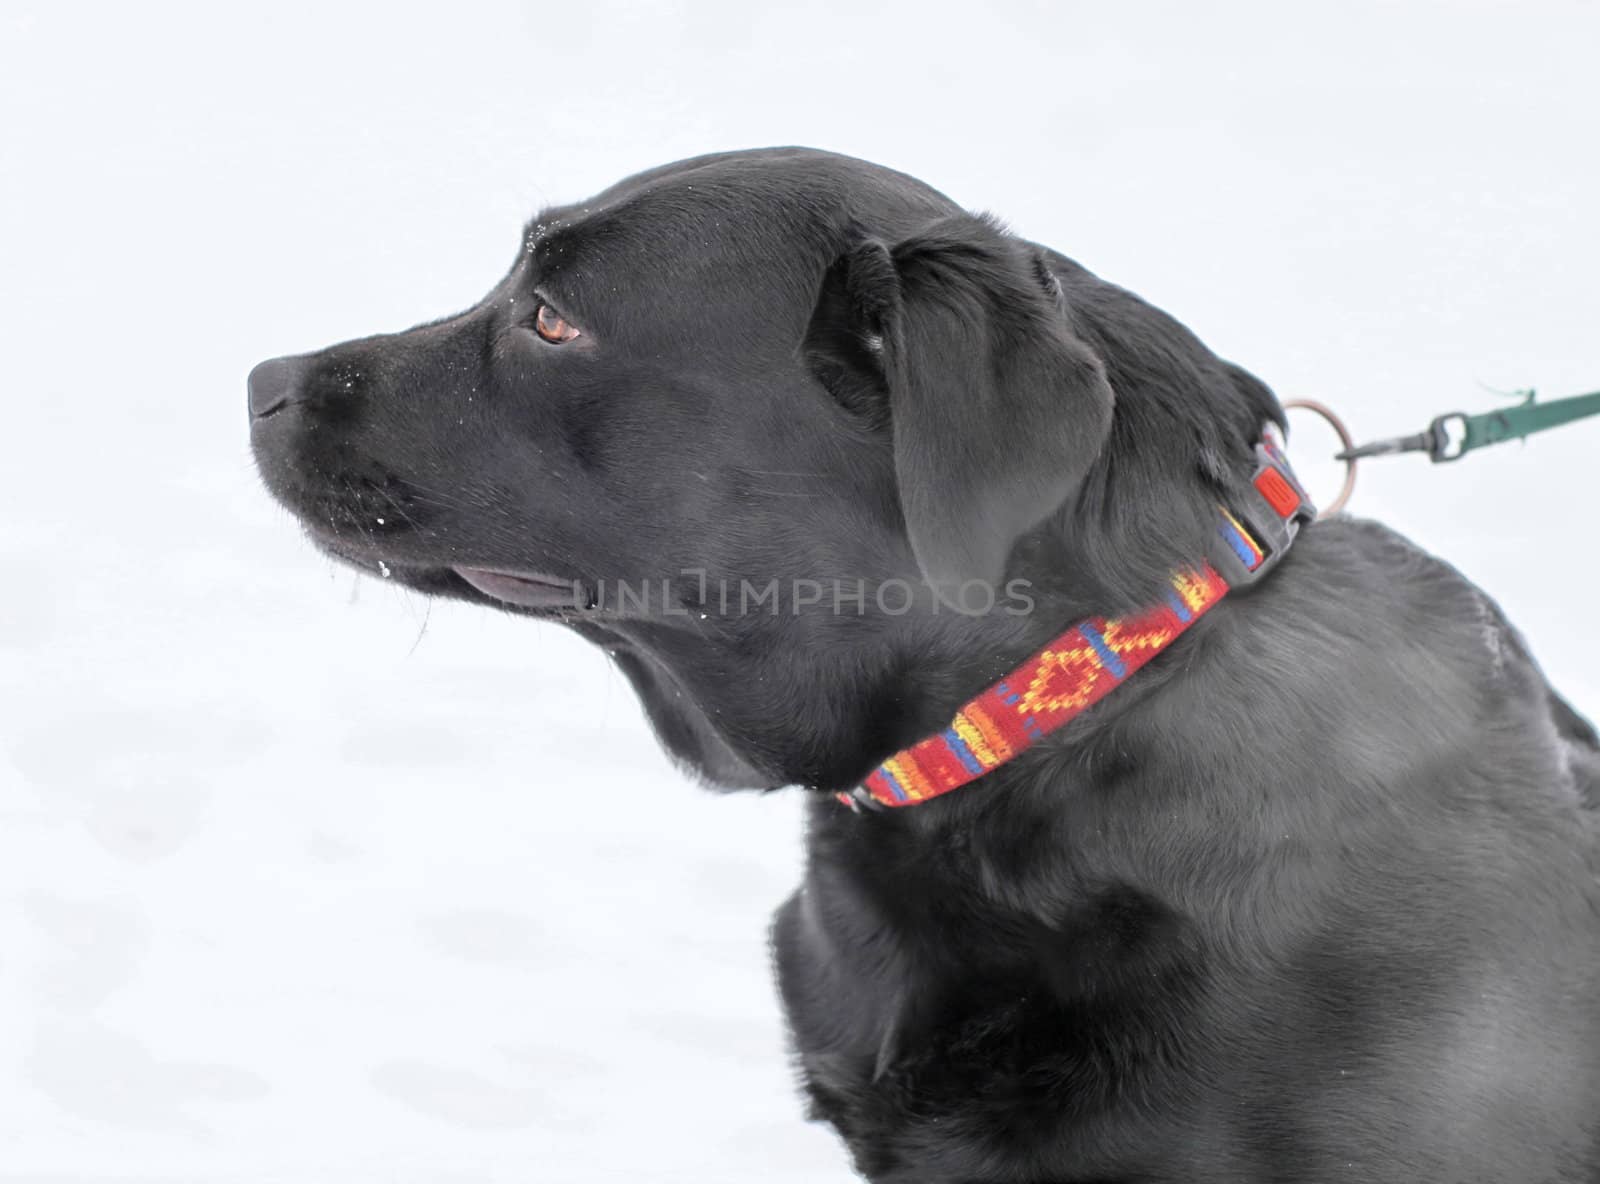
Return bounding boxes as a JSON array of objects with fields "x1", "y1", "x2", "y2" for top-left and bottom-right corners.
[{"x1": 250, "y1": 148, "x2": 1600, "y2": 1181}]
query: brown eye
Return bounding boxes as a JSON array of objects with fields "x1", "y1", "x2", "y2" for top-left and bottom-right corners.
[{"x1": 533, "y1": 301, "x2": 580, "y2": 344}]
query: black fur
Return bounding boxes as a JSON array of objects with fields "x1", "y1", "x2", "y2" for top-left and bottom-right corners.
[{"x1": 250, "y1": 147, "x2": 1600, "y2": 1181}]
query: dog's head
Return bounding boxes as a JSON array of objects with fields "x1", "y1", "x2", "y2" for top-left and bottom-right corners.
[{"x1": 250, "y1": 147, "x2": 1278, "y2": 792}]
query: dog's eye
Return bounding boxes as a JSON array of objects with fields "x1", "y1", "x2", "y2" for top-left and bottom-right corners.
[{"x1": 533, "y1": 302, "x2": 581, "y2": 344}]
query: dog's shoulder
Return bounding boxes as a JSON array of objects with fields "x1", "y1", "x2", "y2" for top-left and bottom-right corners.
[{"x1": 776, "y1": 513, "x2": 1600, "y2": 1178}]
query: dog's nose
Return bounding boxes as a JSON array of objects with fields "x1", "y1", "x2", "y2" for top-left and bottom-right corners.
[{"x1": 248, "y1": 355, "x2": 309, "y2": 420}]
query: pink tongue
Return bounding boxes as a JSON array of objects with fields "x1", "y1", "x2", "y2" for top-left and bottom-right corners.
[{"x1": 454, "y1": 567, "x2": 582, "y2": 610}]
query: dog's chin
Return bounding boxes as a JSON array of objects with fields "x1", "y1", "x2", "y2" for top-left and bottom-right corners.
[{"x1": 304, "y1": 532, "x2": 783, "y2": 791}]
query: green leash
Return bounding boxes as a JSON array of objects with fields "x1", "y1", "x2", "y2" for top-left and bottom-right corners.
[{"x1": 1337, "y1": 388, "x2": 1600, "y2": 463}]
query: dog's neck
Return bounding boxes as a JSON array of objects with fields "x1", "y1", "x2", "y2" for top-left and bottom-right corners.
[
  {"x1": 782, "y1": 606, "x2": 1226, "y2": 1092},
  {"x1": 841, "y1": 435, "x2": 1310, "y2": 810}
]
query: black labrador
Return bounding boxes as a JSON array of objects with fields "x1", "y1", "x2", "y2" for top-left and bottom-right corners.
[{"x1": 249, "y1": 148, "x2": 1600, "y2": 1181}]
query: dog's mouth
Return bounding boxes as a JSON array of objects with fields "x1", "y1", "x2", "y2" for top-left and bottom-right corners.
[
  {"x1": 307, "y1": 531, "x2": 593, "y2": 617},
  {"x1": 452, "y1": 566, "x2": 590, "y2": 611}
]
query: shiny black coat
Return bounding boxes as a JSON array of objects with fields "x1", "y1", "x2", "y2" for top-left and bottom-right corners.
[{"x1": 250, "y1": 148, "x2": 1600, "y2": 1181}]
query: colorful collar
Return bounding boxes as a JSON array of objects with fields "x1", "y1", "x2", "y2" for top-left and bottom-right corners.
[{"x1": 842, "y1": 435, "x2": 1316, "y2": 811}]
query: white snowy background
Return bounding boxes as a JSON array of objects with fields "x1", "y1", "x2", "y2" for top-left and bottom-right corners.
[{"x1": 2, "y1": 2, "x2": 1598, "y2": 1180}]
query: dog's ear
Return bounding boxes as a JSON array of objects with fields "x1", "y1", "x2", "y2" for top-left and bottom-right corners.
[{"x1": 807, "y1": 216, "x2": 1114, "y2": 600}]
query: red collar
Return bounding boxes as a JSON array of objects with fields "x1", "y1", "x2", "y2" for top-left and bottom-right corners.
[{"x1": 842, "y1": 436, "x2": 1315, "y2": 811}]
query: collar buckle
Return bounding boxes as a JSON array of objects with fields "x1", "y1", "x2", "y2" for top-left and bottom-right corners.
[{"x1": 1209, "y1": 439, "x2": 1318, "y2": 590}]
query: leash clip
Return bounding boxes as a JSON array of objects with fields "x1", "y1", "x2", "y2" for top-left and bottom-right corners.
[
  {"x1": 1209, "y1": 441, "x2": 1317, "y2": 590},
  {"x1": 1335, "y1": 411, "x2": 1469, "y2": 464}
]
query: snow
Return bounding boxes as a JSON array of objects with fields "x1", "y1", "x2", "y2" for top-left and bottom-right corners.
[{"x1": 2, "y1": 2, "x2": 1598, "y2": 1181}]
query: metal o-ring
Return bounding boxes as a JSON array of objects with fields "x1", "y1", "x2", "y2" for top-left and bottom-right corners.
[{"x1": 1282, "y1": 399, "x2": 1357, "y2": 518}]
